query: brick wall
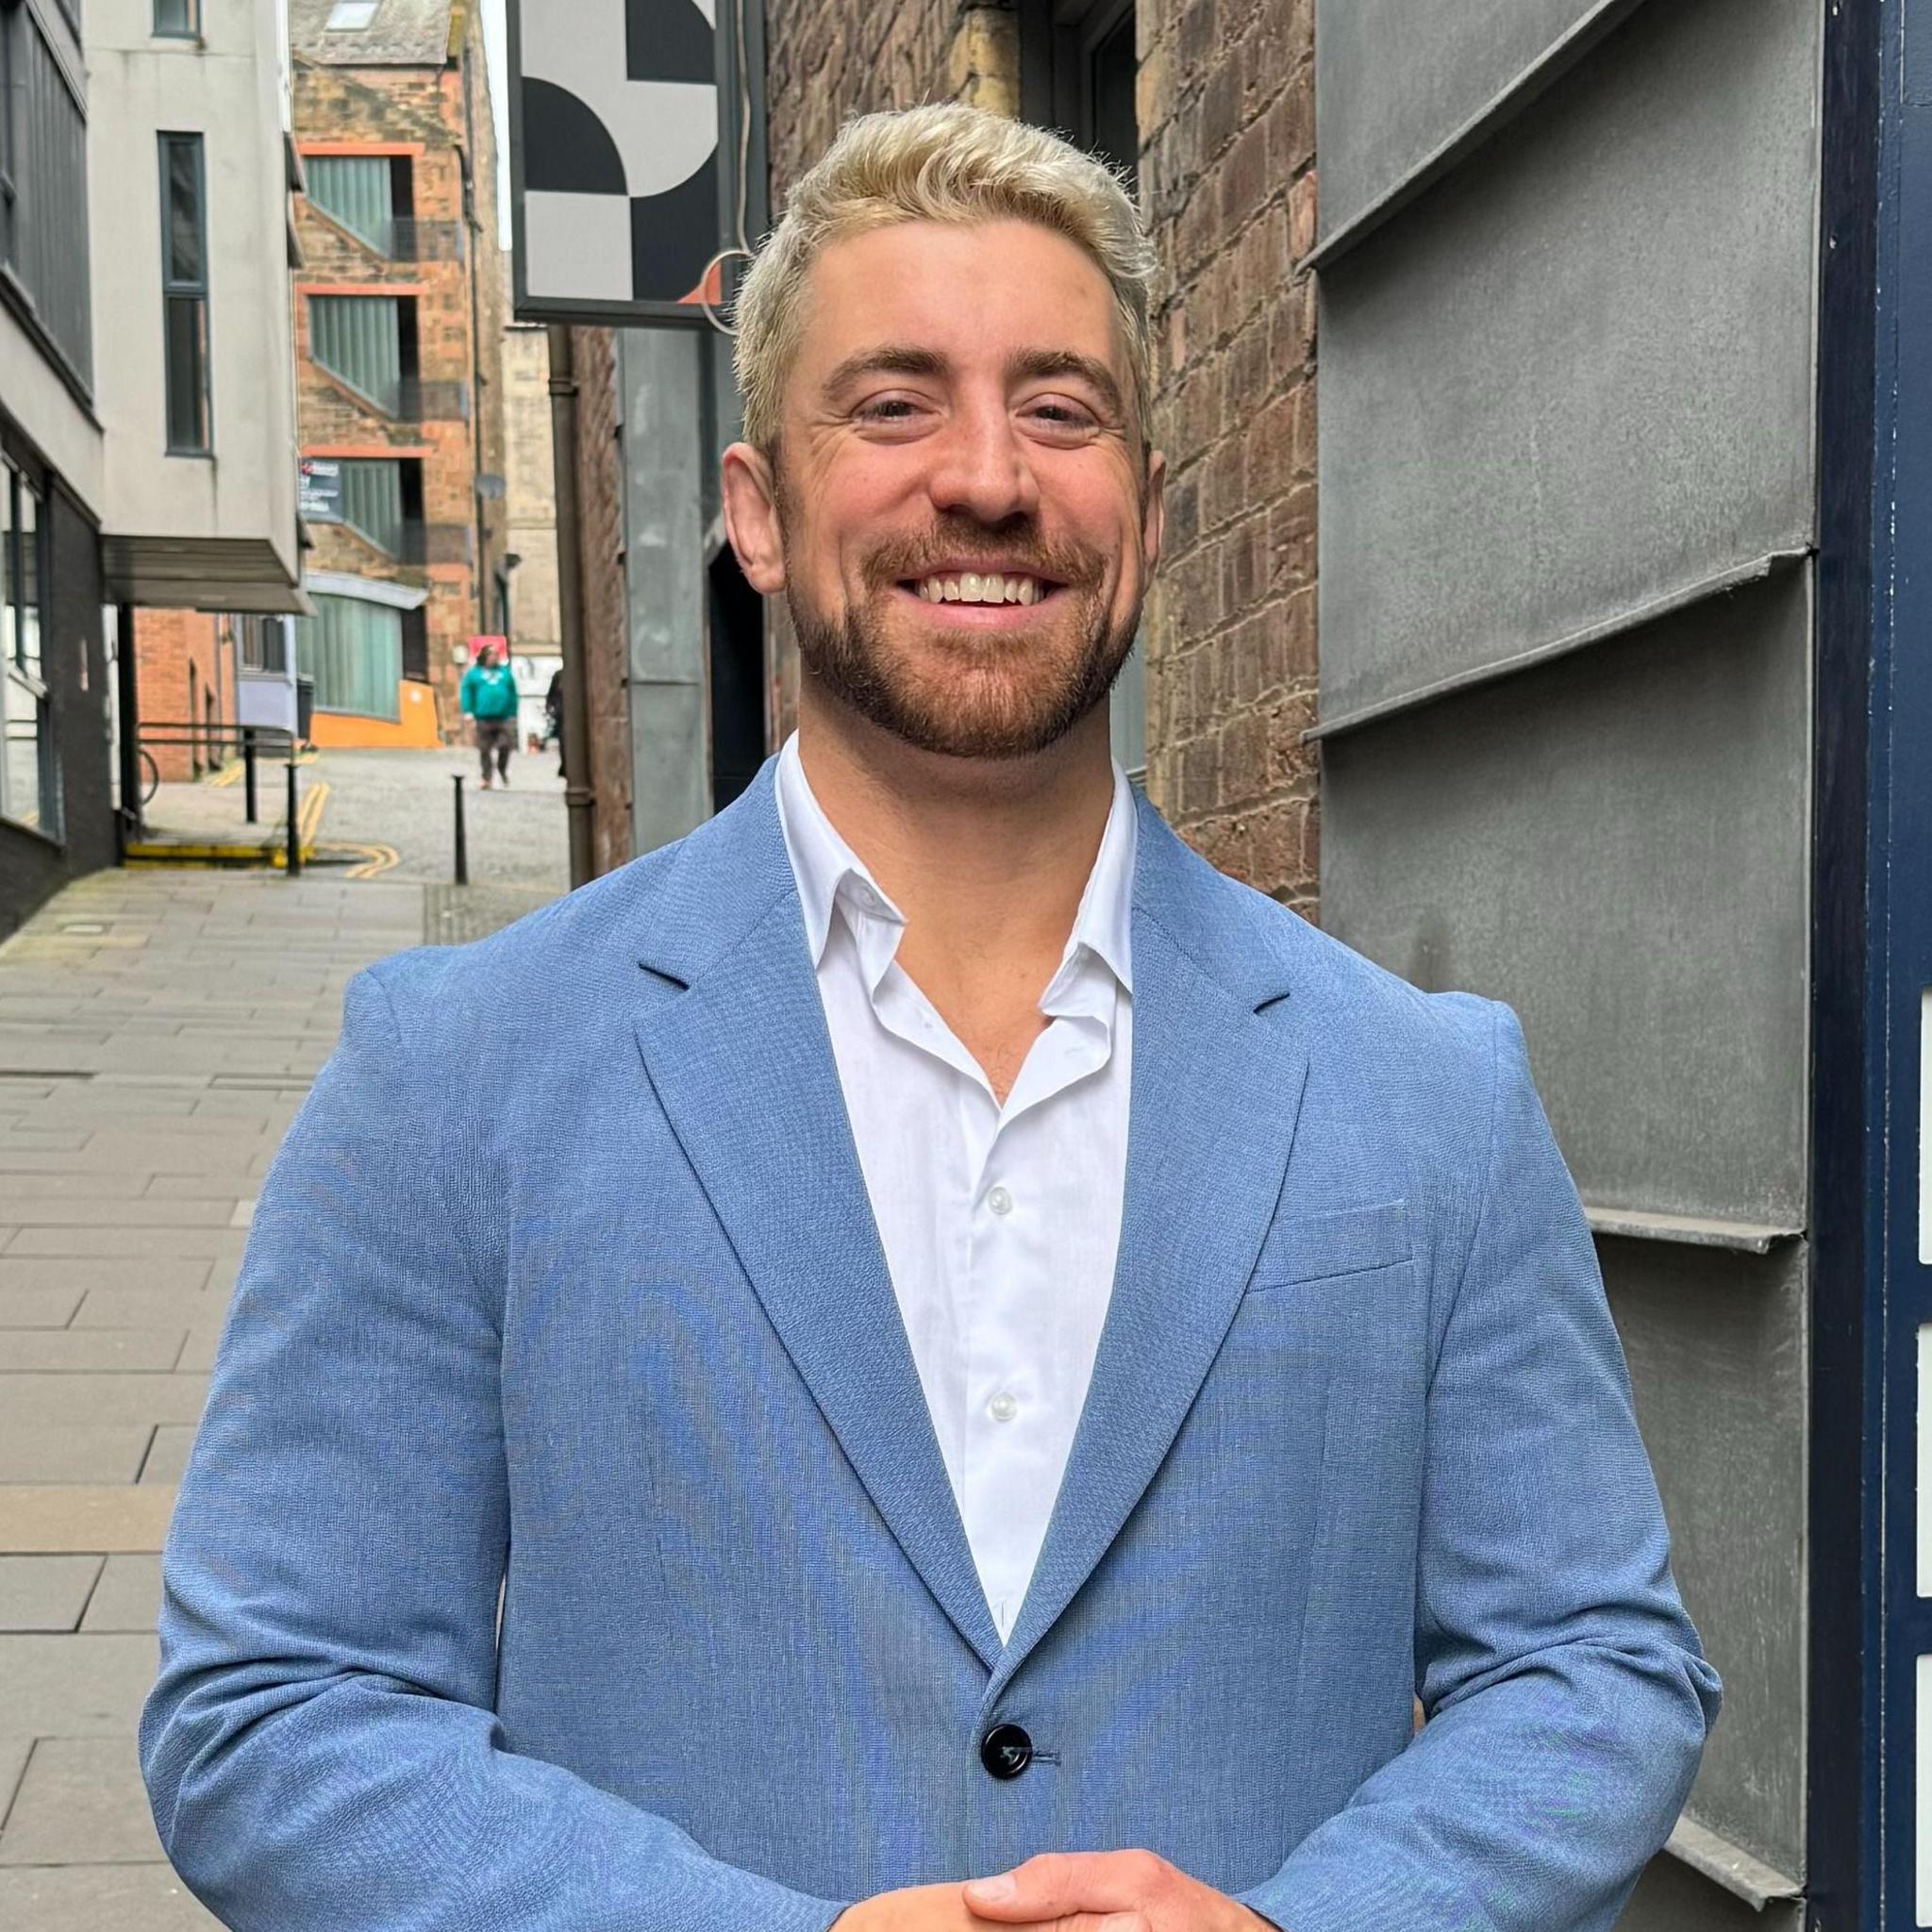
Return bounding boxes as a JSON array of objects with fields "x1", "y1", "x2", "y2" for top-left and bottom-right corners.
[
  {"x1": 759, "y1": 0, "x2": 1319, "y2": 912},
  {"x1": 291, "y1": 12, "x2": 508, "y2": 738},
  {"x1": 134, "y1": 610, "x2": 228, "y2": 784}
]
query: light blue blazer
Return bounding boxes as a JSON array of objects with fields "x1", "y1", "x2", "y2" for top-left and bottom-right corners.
[{"x1": 141, "y1": 762, "x2": 1718, "y2": 1932}]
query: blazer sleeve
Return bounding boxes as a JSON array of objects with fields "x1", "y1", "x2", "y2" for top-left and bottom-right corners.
[
  {"x1": 1235, "y1": 1002, "x2": 1722, "y2": 1932},
  {"x1": 139, "y1": 964, "x2": 847, "y2": 1932}
]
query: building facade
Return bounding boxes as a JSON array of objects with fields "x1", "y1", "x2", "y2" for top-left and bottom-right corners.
[
  {"x1": 86, "y1": 0, "x2": 308, "y2": 791},
  {"x1": 0, "y1": 0, "x2": 114, "y2": 936},
  {"x1": 289, "y1": 0, "x2": 507, "y2": 748}
]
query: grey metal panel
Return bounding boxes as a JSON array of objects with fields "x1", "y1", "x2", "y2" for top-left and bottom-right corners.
[
  {"x1": 1619, "y1": 1852, "x2": 1804, "y2": 1932},
  {"x1": 1314, "y1": 0, "x2": 1627, "y2": 248},
  {"x1": 1317, "y1": 0, "x2": 1820, "y2": 727},
  {"x1": 1321, "y1": 570, "x2": 1810, "y2": 1230},
  {"x1": 1604, "y1": 1238, "x2": 1807, "y2": 1887},
  {"x1": 618, "y1": 327, "x2": 710, "y2": 852}
]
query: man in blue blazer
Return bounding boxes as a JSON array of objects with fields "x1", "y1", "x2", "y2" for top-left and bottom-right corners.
[{"x1": 142, "y1": 104, "x2": 1716, "y2": 1931}]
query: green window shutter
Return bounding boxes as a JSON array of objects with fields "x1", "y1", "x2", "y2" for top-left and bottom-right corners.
[
  {"x1": 296, "y1": 593, "x2": 402, "y2": 721},
  {"x1": 340, "y1": 460, "x2": 403, "y2": 556},
  {"x1": 306, "y1": 156, "x2": 393, "y2": 254},
  {"x1": 309, "y1": 296, "x2": 401, "y2": 414}
]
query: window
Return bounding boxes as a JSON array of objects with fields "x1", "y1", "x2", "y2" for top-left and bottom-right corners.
[
  {"x1": 400, "y1": 607, "x2": 429, "y2": 683},
  {"x1": 339, "y1": 458, "x2": 408, "y2": 555},
  {"x1": 159, "y1": 133, "x2": 210, "y2": 454},
  {"x1": 154, "y1": 0, "x2": 201, "y2": 37},
  {"x1": 308, "y1": 294, "x2": 414, "y2": 415},
  {"x1": 306, "y1": 154, "x2": 412, "y2": 256},
  {"x1": 239, "y1": 616, "x2": 289, "y2": 675},
  {"x1": 327, "y1": 2, "x2": 381, "y2": 30},
  {"x1": 295, "y1": 593, "x2": 402, "y2": 720},
  {"x1": 0, "y1": 456, "x2": 56, "y2": 837}
]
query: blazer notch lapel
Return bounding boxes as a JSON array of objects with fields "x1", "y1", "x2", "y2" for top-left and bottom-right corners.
[
  {"x1": 632, "y1": 889, "x2": 1004, "y2": 1674},
  {"x1": 991, "y1": 917, "x2": 1309, "y2": 1690}
]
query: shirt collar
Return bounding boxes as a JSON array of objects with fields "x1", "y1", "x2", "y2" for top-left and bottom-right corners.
[{"x1": 774, "y1": 732, "x2": 1136, "y2": 996}]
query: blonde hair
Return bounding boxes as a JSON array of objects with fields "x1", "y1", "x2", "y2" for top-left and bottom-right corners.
[{"x1": 734, "y1": 103, "x2": 1156, "y2": 456}]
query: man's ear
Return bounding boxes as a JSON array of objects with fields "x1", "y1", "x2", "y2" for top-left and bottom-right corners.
[
  {"x1": 721, "y1": 442, "x2": 787, "y2": 595},
  {"x1": 1141, "y1": 448, "x2": 1168, "y2": 576}
]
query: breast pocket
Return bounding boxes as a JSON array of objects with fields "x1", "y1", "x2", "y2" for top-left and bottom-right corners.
[{"x1": 1245, "y1": 1200, "x2": 1412, "y2": 1293}]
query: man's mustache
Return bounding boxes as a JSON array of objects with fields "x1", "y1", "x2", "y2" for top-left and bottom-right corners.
[{"x1": 859, "y1": 528, "x2": 1106, "y2": 591}]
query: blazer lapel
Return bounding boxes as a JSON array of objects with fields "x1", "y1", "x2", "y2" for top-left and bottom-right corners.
[
  {"x1": 987, "y1": 804, "x2": 1310, "y2": 1697},
  {"x1": 631, "y1": 767, "x2": 1003, "y2": 1671}
]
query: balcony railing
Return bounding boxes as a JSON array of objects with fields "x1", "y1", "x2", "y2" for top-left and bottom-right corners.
[{"x1": 310, "y1": 211, "x2": 465, "y2": 265}]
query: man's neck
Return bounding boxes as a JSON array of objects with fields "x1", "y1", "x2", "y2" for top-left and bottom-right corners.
[{"x1": 794, "y1": 692, "x2": 1119, "y2": 1098}]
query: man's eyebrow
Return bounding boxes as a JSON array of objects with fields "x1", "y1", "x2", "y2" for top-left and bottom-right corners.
[
  {"x1": 821, "y1": 345, "x2": 950, "y2": 393},
  {"x1": 1009, "y1": 350, "x2": 1124, "y2": 418}
]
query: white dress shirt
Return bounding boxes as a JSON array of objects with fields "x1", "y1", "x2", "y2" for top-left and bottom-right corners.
[{"x1": 774, "y1": 733, "x2": 1136, "y2": 1643}]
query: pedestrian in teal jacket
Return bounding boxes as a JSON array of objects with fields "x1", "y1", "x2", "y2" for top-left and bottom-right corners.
[{"x1": 460, "y1": 645, "x2": 519, "y2": 790}]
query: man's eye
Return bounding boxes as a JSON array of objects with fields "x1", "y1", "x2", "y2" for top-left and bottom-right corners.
[
  {"x1": 1027, "y1": 401, "x2": 1096, "y2": 429},
  {"x1": 856, "y1": 398, "x2": 921, "y2": 422}
]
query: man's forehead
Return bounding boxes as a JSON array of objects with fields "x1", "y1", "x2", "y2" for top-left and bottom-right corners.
[{"x1": 799, "y1": 219, "x2": 1123, "y2": 372}]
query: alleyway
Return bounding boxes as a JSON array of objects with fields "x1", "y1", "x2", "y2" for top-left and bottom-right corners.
[{"x1": 0, "y1": 864, "x2": 559, "y2": 1925}]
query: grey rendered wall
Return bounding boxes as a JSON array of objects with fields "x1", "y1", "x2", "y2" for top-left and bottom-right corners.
[
  {"x1": 1313, "y1": 0, "x2": 1822, "y2": 1914},
  {"x1": 617, "y1": 328, "x2": 711, "y2": 854}
]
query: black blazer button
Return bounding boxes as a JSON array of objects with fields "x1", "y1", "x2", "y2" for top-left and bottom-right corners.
[{"x1": 980, "y1": 1723, "x2": 1032, "y2": 1779}]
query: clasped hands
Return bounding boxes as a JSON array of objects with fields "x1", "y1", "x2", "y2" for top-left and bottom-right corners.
[{"x1": 834, "y1": 1849, "x2": 1274, "y2": 1930}]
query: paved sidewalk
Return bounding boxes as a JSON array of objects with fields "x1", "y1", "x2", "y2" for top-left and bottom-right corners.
[{"x1": 0, "y1": 868, "x2": 498, "y2": 1927}]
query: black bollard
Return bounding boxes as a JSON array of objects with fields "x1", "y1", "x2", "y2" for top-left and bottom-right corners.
[
  {"x1": 452, "y1": 773, "x2": 469, "y2": 886},
  {"x1": 285, "y1": 759, "x2": 302, "y2": 878},
  {"x1": 242, "y1": 730, "x2": 258, "y2": 824}
]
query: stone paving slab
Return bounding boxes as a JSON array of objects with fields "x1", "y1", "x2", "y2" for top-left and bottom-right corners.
[
  {"x1": 78, "y1": 1557, "x2": 161, "y2": 1636},
  {"x1": 0, "y1": 1427, "x2": 154, "y2": 1486},
  {"x1": 0, "y1": 1488, "x2": 177, "y2": 1554},
  {"x1": 0, "y1": 1375, "x2": 208, "y2": 1428},
  {"x1": 0, "y1": 1736, "x2": 166, "y2": 1866},
  {"x1": 0, "y1": 1330, "x2": 187, "y2": 1374},
  {"x1": 0, "y1": 1861, "x2": 224, "y2": 1927},
  {"x1": 0, "y1": 1637, "x2": 159, "y2": 1735},
  {"x1": 0, "y1": 1558, "x2": 102, "y2": 1633},
  {"x1": 0, "y1": 1290, "x2": 85, "y2": 1329},
  {"x1": 71, "y1": 1287, "x2": 228, "y2": 1332},
  {"x1": 139, "y1": 1427, "x2": 196, "y2": 1488},
  {"x1": 0, "y1": 1260, "x2": 214, "y2": 1298}
]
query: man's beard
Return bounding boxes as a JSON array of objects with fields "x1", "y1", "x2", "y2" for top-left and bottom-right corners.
[{"x1": 786, "y1": 522, "x2": 1141, "y2": 761}]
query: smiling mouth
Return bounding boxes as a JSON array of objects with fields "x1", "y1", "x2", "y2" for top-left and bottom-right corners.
[{"x1": 899, "y1": 570, "x2": 1056, "y2": 607}]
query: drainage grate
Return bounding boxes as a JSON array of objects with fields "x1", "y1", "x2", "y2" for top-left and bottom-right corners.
[{"x1": 0, "y1": 1068, "x2": 95, "y2": 1082}]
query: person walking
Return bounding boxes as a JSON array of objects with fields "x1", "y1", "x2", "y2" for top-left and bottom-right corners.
[
  {"x1": 142, "y1": 105, "x2": 1715, "y2": 1932},
  {"x1": 543, "y1": 664, "x2": 565, "y2": 776},
  {"x1": 460, "y1": 642, "x2": 519, "y2": 789}
]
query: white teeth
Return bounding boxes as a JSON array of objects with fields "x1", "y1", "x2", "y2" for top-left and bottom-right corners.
[{"x1": 911, "y1": 572, "x2": 1046, "y2": 604}]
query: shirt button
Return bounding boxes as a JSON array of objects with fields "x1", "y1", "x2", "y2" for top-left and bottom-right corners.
[
  {"x1": 987, "y1": 1185, "x2": 1013, "y2": 1216},
  {"x1": 988, "y1": 1391, "x2": 1019, "y2": 1424}
]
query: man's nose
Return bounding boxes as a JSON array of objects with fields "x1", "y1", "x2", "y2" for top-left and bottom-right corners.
[{"x1": 924, "y1": 407, "x2": 1041, "y2": 525}]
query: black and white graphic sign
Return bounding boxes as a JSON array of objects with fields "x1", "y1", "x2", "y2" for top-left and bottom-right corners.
[{"x1": 509, "y1": 0, "x2": 725, "y2": 325}]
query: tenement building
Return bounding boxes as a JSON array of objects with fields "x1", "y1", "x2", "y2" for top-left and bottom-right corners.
[{"x1": 289, "y1": 0, "x2": 508, "y2": 748}]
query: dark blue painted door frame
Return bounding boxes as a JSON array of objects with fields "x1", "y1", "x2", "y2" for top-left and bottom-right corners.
[{"x1": 1869, "y1": 0, "x2": 1932, "y2": 1924}]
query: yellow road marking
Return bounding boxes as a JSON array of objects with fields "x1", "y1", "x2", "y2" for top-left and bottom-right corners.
[{"x1": 345, "y1": 842, "x2": 401, "y2": 880}]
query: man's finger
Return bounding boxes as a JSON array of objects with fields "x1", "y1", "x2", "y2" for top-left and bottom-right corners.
[{"x1": 961, "y1": 1848, "x2": 1169, "y2": 1921}]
